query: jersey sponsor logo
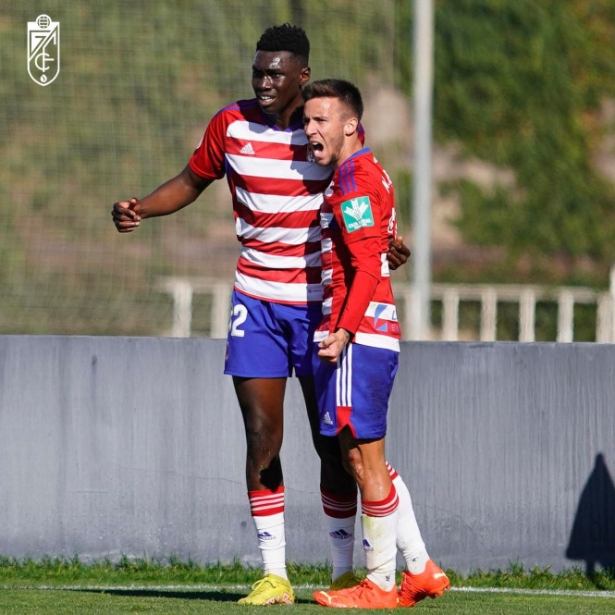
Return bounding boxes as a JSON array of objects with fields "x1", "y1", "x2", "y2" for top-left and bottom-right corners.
[
  {"x1": 27, "y1": 15, "x2": 60, "y2": 86},
  {"x1": 239, "y1": 142, "x2": 255, "y2": 155},
  {"x1": 373, "y1": 304, "x2": 391, "y2": 332},
  {"x1": 341, "y1": 196, "x2": 374, "y2": 232}
]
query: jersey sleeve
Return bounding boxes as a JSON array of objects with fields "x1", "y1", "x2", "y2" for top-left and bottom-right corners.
[
  {"x1": 337, "y1": 268, "x2": 379, "y2": 335},
  {"x1": 188, "y1": 109, "x2": 228, "y2": 180},
  {"x1": 332, "y1": 180, "x2": 384, "y2": 335}
]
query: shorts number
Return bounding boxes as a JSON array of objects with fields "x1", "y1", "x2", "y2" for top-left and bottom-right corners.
[{"x1": 229, "y1": 304, "x2": 248, "y2": 338}]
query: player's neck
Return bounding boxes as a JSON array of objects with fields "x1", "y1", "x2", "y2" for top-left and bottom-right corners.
[
  {"x1": 332, "y1": 140, "x2": 363, "y2": 170},
  {"x1": 268, "y1": 97, "x2": 304, "y2": 130}
]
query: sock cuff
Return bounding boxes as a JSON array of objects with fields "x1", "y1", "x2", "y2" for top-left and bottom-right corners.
[
  {"x1": 386, "y1": 461, "x2": 399, "y2": 480},
  {"x1": 361, "y1": 484, "x2": 399, "y2": 517},
  {"x1": 321, "y1": 487, "x2": 358, "y2": 519},
  {"x1": 248, "y1": 487, "x2": 285, "y2": 516}
]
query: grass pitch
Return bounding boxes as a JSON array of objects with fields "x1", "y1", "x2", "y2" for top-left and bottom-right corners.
[{"x1": 1, "y1": 558, "x2": 614, "y2": 614}]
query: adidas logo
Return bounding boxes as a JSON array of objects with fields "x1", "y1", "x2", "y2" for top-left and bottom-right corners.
[
  {"x1": 258, "y1": 531, "x2": 275, "y2": 541},
  {"x1": 240, "y1": 142, "x2": 255, "y2": 155},
  {"x1": 323, "y1": 412, "x2": 333, "y2": 425},
  {"x1": 362, "y1": 539, "x2": 373, "y2": 552},
  {"x1": 329, "y1": 529, "x2": 352, "y2": 540}
]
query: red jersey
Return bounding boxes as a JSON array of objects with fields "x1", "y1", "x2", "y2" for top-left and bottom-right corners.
[
  {"x1": 315, "y1": 148, "x2": 401, "y2": 351},
  {"x1": 189, "y1": 99, "x2": 332, "y2": 304}
]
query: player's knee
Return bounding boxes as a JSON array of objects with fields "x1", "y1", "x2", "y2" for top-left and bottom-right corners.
[{"x1": 343, "y1": 449, "x2": 364, "y2": 483}]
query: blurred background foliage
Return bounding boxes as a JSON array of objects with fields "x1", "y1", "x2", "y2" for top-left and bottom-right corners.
[
  {"x1": 1, "y1": 0, "x2": 614, "y2": 336},
  {"x1": 433, "y1": 0, "x2": 615, "y2": 273}
]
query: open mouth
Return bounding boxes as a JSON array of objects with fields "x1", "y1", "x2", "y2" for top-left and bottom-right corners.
[{"x1": 310, "y1": 142, "x2": 324, "y2": 152}]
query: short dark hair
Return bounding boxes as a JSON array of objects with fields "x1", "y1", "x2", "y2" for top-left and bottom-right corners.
[
  {"x1": 256, "y1": 23, "x2": 310, "y2": 65},
  {"x1": 302, "y1": 78, "x2": 364, "y2": 121}
]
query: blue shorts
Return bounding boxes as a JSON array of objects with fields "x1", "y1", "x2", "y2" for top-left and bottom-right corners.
[
  {"x1": 224, "y1": 290, "x2": 323, "y2": 378},
  {"x1": 312, "y1": 342, "x2": 399, "y2": 439}
]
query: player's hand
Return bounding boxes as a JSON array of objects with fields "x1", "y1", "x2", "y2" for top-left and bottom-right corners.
[
  {"x1": 318, "y1": 329, "x2": 351, "y2": 364},
  {"x1": 112, "y1": 197, "x2": 142, "y2": 233},
  {"x1": 387, "y1": 235, "x2": 411, "y2": 270}
]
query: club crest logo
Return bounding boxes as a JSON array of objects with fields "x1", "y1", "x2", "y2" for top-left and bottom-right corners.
[{"x1": 27, "y1": 15, "x2": 60, "y2": 86}]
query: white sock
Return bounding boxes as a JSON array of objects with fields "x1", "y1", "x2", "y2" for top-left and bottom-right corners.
[
  {"x1": 324, "y1": 515, "x2": 356, "y2": 581},
  {"x1": 249, "y1": 489, "x2": 288, "y2": 580},
  {"x1": 387, "y1": 463, "x2": 429, "y2": 574},
  {"x1": 321, "y1": 489, "x2": 357, "y2": 582},
  {"x1": 361, "y1": 486, "x2": 399, "y2": 592}
]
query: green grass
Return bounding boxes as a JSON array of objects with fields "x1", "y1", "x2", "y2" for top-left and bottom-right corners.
[
  {"x1": 1, "y1": 558, "x2": 614, "y2": 614},
  {"x1": 1, "y1": 557, "x2": 614, "y2": 591},
  {"x1": 1, "y1": 585, "x2": 615, "y2": 615}
]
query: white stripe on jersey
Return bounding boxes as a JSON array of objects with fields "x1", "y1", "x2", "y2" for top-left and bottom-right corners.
[
  {"x1": 236, "y1": 186, "x2": 323, "y2": 214},
  {"x1": 235, "y1": 271, "x2": 323, "y2": 303},
  {"x1": 335, "y1": 344, "x2": 353, "y2": 407},
  {"x1": 319, "y1": 301, "x2": 396, "y2": 320},
  {"x1": 321, "y1": 268, "x2": 333, "y2": 286},
  {"x1": 321, "y1": 237, "x2": 333, "y2": 253},
  {"x1": 227, "y1": 120, "x2": 309, "y2": 145},
  {"x1": 227, "y1": 153, "x2": 330, "y2": 181},
  {"x1": 354, "y1": 332, "x2": 400, "y2": 352},
  {"x1": 241, "y1": 246, "x2": 321, "y2": 269},
  {"x1": 314, "y1": 329, "x2": 400, "y2": 351},
  {"x1": 320, "y1": 211, "x2": 335, "y2": 228},
  {"x1": 236, "y1": 218, "x2": 321, "y2": 245},
  {"x1": 380, "y1": 253, "x2": 390, "y2": 277}
]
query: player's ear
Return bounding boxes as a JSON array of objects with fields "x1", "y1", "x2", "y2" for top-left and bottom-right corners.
[
  {"x1": 344, "y1": 117, "x2": 359, "y2": 137},
  {"x1": 299, "y1": 66, "x2": 311, "y2": 86}
]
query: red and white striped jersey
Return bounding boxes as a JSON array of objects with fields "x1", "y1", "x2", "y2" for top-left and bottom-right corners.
[
  {"x1": 316, "y1": 148, "x2": 401, "y2": 351},
  {"x1": 189, "y1": 99, "x2": 332, "y2": 304}
]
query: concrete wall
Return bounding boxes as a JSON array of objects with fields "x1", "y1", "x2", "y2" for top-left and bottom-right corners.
[{"x1": 1, "y1": 336, "x2": 614, "y2": 573}]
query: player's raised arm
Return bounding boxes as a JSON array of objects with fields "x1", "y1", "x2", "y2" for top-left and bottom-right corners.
[{"x1": 111, "y1": 165, "x2": 213, "y2": 233}]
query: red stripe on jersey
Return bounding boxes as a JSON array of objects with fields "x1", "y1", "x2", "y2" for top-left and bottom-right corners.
[
  {"x1": 233, "y1": 173, "x2": 331, "y2": 198},
  {"x1": 236, "y1": 259, "x2": 322, "y2": 284},
  {"x1": 225, "y1": 138, "x2": 313, "y2": 162},
  {"x1": 241, "y1": 238, "x2": 321, "y2": 257},
  {"x1": 235, "y1": 201, "x2": 320, "y2": 229}
]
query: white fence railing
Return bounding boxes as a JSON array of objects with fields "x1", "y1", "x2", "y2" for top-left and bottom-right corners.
[{"x1": 156, "y1": 267, "x2": 615, "y2": 343}]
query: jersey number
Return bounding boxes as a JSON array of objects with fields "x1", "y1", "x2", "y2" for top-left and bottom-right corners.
[{"x1": 229, "y1": 304, "x2": 248, "y2": 337}]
